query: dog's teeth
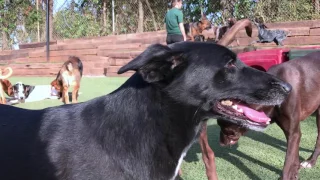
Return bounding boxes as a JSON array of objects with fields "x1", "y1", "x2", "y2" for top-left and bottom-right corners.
[
  {"x1": 232, "y1": 105, "x2": 243, "y2": 113},
  {"x1": 237, "y1": 108, "x2": 244, "y2": 113},
  {"x1": 221, "y1": 100, "x2": 233, "y2": 106}
]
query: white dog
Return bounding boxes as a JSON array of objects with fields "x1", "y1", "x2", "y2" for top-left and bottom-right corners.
[{"x1": 7, "y1": 82, "x2": 59, "y2": 105}]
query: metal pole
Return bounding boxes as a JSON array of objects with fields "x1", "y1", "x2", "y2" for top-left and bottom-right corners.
[
  {"x1": 37, "y1": 0, "x2": 40, "y2": 42},
  {"x1": 112, "y1": 0, "x2": 115, "y2": 34},
  {"x1": 46, "y1": 0, "x2": 50, "y2": 62}
]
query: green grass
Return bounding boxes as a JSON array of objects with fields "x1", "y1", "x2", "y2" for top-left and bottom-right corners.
[{"x1": 6, "y1": 77, "x2": 320, "y2": 180}]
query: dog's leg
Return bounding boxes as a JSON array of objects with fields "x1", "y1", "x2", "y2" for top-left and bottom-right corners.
[
  {"x1": 72, "y1": 84, "x2": 80, "y2": 103},
  {"x1": 63, "y1": 85, "x2": 70, "y2": 104},
  {"x1": 250, "y1": 40, "x2": 259, "y2": 45},
  {"x1": 0, "y1": 89, "x2": 6, "y2": 104},
  {"x1": 278, "y1": 40, "x2": 284, "y2": 46},
  {"x1": 301, "y1": 107, "x2": 320, "y2": 168},
  {"x1": 274, "y1": 38, "x2": 284, "y2": 46},
  {"x1": 277, "y1": 114, "x2": 301, "y2": 180},
  {"x1": 199, "y1": 122, "x2": 218, "y2": 180}
]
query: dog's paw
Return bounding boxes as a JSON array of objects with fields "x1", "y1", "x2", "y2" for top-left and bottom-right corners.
[{"x1": 300, "y1": 161, "x2": 314, "y2": 168}]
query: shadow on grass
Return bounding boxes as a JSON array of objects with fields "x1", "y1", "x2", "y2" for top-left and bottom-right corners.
[{"x1": 184, "y1": 123, "x2": 314, "y2": 180}]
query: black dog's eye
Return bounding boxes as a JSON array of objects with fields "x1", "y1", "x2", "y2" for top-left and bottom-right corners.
[
  {"x1": 225, "y1": 59, "x2": 237, "y2": 69},
  {"x1": 225, "y1": 61, "x2": 236, "y2": 69},
  {"x1": 226, "y1": 63, "x2": 235, "y2": 68}
]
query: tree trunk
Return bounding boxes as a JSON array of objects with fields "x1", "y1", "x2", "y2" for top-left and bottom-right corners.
[
  {"x1": 314, "y1": 0, "x2": 320, "y2": 13},
  {"x1": 2, "y1": 31, "x2": 8, "y2": 50},
  {"x1": 200, "y1": 0, "x2": 203, "y2": 16},
  {"x1": 103, "y1": 0, "x2": 108, "y2": 34},
  {"x1": 37, "y1": 0, "x2": 40, "y2": 42},
  {"x1": 49, "y1": 0, "x2": 53, "y2": 40},
  {"x1": 145, "y1": 0, "x2": 158, "y2": 31},
  {"x1": 137, "y1": 0, "x2": 144, "y2": 33}
]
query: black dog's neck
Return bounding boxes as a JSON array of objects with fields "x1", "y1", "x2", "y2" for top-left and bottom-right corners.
[{"x1": 92, "y1": 73, "x2": 204, "y2": 179}]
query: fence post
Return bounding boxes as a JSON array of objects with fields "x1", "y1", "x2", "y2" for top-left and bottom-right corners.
[
  {"x1": 112, "y1": 0, "x2": 115, "y2": 34},
  {"x1": 46, "y1": 0, "x2": 50, "y2": 62}
]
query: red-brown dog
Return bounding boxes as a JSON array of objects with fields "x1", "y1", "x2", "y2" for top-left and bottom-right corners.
[
  {"x1": 184, "y1": 14, "x2": 212, "y2": 41},
  {"x1": 201, "y1": 51, "x2": 320, "y2": 180},
  {"x1": 178, "y1": 19, "x2": 253, "y2": 180},
  {"x1": 215, "y1": 18, "x2": 237, "y2": 42},
  {"x1": 0, "y1": 67, "x2": 13, "y2": 104},
  {"x1": 51, "y1": 56, "x2": 83, "y2": 104}
]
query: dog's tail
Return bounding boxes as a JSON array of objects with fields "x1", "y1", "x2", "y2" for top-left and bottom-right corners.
[
  {"x1": 78, "y1": 58, "x2": 83, "y2": 77},
  {"x1": 217, "y1": 19, "x2": 252, "y2": 46},
  {"x1": 69, "y1": 56, "x2": 83, "y2": 77},
  {"x1": 0, "y1": 67, "x2": 13, "y2": 79}
]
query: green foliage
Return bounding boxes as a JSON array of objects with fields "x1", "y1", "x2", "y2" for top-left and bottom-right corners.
[
  {"x1": 254, "y1": 0, "x2": 316, "y2": 22},
  {"x1": 53, "y1": 10, "x2": 103, "y2": 39},
  {"x1": 1, "y1": 0, "x2": 320, "y2": 49}
]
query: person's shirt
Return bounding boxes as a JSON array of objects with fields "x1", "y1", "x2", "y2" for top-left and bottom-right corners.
[{"x1": 165, "y1": 7, "x2": 183, "y2": 35}]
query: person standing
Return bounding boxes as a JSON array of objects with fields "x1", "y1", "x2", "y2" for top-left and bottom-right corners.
[{"x1": 165, "y1": 0, "x2": 187, "y2": 45}]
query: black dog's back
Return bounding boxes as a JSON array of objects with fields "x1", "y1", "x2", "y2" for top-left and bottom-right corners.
[{"x1": 0, "y1": 105, "x2": 57, "y2": 180}]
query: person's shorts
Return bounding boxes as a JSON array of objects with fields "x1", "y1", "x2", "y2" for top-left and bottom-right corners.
[{"x1": 166, "y1": 34, "x2": 184, "y2": 45}]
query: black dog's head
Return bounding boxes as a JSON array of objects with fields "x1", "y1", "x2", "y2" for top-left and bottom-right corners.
[{"x1": 118, "y1": 42, "x2": 291, "y2": 130}]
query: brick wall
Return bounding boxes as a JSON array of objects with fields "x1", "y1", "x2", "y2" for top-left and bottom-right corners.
[{"x1": 2, "y1": 19, "x2": 320, "y2": 77}]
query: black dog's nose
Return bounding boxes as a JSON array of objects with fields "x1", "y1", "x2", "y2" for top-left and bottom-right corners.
[
  {"x1": 273, "y1": 81, "x2": 292, "y2": 93},
  {"x1": 20, "y1": 97, "x2": 24, "y2": 100}
]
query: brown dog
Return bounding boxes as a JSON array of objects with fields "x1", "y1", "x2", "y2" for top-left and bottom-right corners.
[
  {"x1": 202, "y1": 18, "x2": 252, "y2": 44},
  {"x1": 184, "y1": 14, "x2": 212, "y2": 41},
  {"x1": 0, "y1": 67, "x2": 13, "y2": 104},
  {"x1": 178, "y1": 19, "x2": 253, "y2": 180},
  {"x1": 215, "y1": 18, "x2": 237, "y2": 42},
  {"x1": 202, "y1": 51, "x2": 320, "y2": 180},
  {"x1": 51, "y1": 56, "x2": 83, "y2": 104}
]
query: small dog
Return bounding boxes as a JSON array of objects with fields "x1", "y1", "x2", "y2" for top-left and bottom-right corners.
[
  {"x1": 12, "y1": 82, "x2": 34, "y2": 103},
  {"x1": 184, "y1": 14, "x2": 212, "y2": 41},
  {"x1": 0, "y1": 67, "x2": 13, "y2": 104},
  {"x1": 11, "y1": 82, "x2": 59, "y2": 104},
  {"x1": 251, "y1": 21, "x2": 288, "y2": 46},
  {"x1": 51, "y1": 56, "x2": 83, "y2": 104}
]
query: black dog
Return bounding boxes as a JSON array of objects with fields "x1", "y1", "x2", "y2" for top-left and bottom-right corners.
[
  {"x1": 0, "y1": 42, "x2": 291, "y2": 180},
  {"x1": 251, "y1": 21, "x2": 288, "y2": 46}
]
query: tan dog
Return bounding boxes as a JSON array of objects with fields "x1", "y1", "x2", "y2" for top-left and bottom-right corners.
[
  {"x1": 184, "y1": 14, "x2": 212, "y2": 41},
  {"x1": 0, "y1": 67, "x2": 13, "y2": 104},
  {"x1": 51, "y1": 56, "x2": 83, "y2": 104}
]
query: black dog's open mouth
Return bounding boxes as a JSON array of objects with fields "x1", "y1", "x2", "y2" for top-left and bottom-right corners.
[{"x1": 215, "y1": 99, "x2": 270, "y2": 128}]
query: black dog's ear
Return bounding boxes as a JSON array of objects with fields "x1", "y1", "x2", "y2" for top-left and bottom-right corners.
[{"x1": 117, "y1": 44, "x2": 183, "y2": 83}]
